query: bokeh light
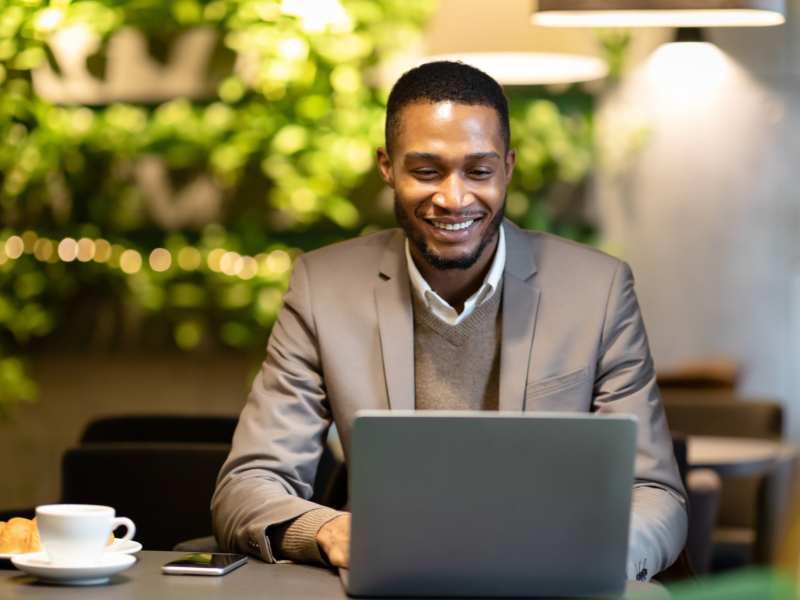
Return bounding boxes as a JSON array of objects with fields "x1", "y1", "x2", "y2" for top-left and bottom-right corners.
[
  {"x1": 76, "y1": 238, "x2": 95, "y2": 262},
  {"x1": 149, "y1": 248, "x2": 172, "y2": 272},
  {"x1": 94, "y1": 240, "x2": 112, "y2": 263},
  {"x1": 33, "y1": 239, "x2": 53, "y2": 261},
  {"x1": 178, "y1": 247, "x2": 202, "y2": 270},
  {"x1": 120, "y1": 249, "x2": 142, "y2": 274},
  {"x1": 5, "y1": 236, "x2": 23, "y2": 259},
  {"x1": 267, "y1": 250, "x2": 291, "y2": 273},
  {"x1": 207, "y1": 248, "x2": 226, "y2": 272},
  {"x1": 220, "y1": 252, "x2": 242, "y2": 276},
  {"x1": 236, "y1": 256, "x2": 258, "y2": 280},
  {"x1": 58, "y1": 238, "x2": 78, "y2": 262}
]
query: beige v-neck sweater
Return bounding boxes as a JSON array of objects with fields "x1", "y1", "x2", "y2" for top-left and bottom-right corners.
[{"x1": 413, "y1": 277, "x2": 503, "y2": 412}]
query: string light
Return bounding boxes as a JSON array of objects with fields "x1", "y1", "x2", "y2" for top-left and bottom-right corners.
[
  {"x1": 120, "y1": 249, "x2": 142, "y2": 274},
  {"x1": 76, "y1": 238, "x2": 95, "y2": 262},
  {"x1": 178, "y1": 247, "x2": 201, "y2": 270},
  {"x1": 220, "y1": 252, "x2": 241, "y2": 276},
  {"x1": 207, "y1": 248, "x2": 226, "y2": 272},
  {"x1": 5, "y1": 237, "x2": 23, "y2": 259},
  {"x1": 266, "y1": 250, "x2": 291, "y2": 273},
  {"x1": 94, "y1": 240, "x2": 112, "y2": 263},
  {"x1": 0, "y1": 233, "x2": 297, "y2": 280},
  {"x1": 236, "y1": 256, "x2": 258, "y2": 280},
  {"x1": 58, "y1": 238, "x2": 78, "y2": 261},
  {"x1": 149, "y1": 248, "x2": 172, "y2": 272},
  {"x1": 33, "y1": 239, "x2": 53, "y2": 261}
]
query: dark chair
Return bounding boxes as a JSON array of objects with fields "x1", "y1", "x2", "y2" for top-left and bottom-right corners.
[
  {"x1": 657, "y1": 356, "x2": 740, "y2": 391},
  {"x1": 663, "y1": 401, "x2": 783, "y2": 441},
  {"x1": 685, "y1": 468, "x2": 722, "y2": 575},
  {"x1": 672, "y1": 429, "x2": 723, "y2": 577},
  {"x1": 80, "y1": 415, "x2": 240, "y2": 445},
  {"x1": 663, "y1": 400, "x2": 791, "y2": 571},
  {"x1": 672, "y1": 433, "x2": 689, "y2": 489},
  {"x1": 60, "y1": 442, "x2": 230, "y2": 551},
  {"x1": 79, "y1": 414, "x2": 340, "y2": 505}
]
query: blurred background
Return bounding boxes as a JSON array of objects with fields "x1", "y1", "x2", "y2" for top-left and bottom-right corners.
[{"x1": 1, "y1": 0, "x2": 800, "y2": 583}]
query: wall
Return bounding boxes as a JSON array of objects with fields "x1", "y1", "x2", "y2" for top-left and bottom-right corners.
[
  {"x1": 0, "y1": 353, "x2": 253, "y2": 511},
  {"x1": 595, "y1": 10, "x2": 800, "y2": 438}
]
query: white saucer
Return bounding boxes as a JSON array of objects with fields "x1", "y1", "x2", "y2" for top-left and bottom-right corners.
[
  {"x1": 11, "y1": 551, "x2": 136, "y2": 585},
  {"x1": 0, "y1": 538, "x2": 141, "y2": 561},
  {"x1": 106, "y1": 538, "x2": 143, "y2": 555}
]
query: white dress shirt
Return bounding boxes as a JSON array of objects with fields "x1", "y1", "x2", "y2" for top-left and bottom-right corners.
[{"x1": 405, "y1": 225, "x2": 506, "y2": 325}]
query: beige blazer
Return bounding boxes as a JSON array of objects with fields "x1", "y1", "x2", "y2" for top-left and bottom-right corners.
[{"x1": 212, "y1": 221, "x2": 686, "y2": 562}]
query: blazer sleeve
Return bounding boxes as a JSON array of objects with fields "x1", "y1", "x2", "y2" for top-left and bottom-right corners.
[
  {"x1": 592, "y1": 260, "x2": 688, "y2": 578},
  {"x1": 211, "y1": 255, "x2": 333, "y2": 562}
]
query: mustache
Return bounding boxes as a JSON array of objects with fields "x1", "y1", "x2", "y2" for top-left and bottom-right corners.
[{"x1": 416, "y1": 209, "x2": 487, "y2": 219}]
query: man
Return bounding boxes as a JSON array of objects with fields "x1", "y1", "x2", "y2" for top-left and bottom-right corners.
[{"x1": 212, "y1": 61, "x2": 688, "y2": 581}]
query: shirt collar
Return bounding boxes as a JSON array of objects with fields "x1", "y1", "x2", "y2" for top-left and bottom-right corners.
[{"x1": 405, "y1": 224, "x2": 506, "y2": 311}]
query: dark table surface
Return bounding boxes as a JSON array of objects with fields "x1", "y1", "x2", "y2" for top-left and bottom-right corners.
[{"x1": 0, "y1": 551, "x2": 669, "y2": 600}]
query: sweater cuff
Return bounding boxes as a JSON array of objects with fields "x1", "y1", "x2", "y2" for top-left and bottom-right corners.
[{"x1": 269, "y1": 508, "x2": 348, "y2": 565}]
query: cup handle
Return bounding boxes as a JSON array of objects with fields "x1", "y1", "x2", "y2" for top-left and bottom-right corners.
[{"x1": 111, "y1": 517, "x2": 136, "y2": 542}]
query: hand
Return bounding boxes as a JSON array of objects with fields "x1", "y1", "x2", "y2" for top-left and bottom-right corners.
[{"x1": 316, "y1": 514, "x2": 351, "y2": 568}]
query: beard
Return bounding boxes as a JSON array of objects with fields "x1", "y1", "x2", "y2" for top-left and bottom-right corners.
[{"x1": 394, "y1": 194, "x2": 505, "y2": 271}]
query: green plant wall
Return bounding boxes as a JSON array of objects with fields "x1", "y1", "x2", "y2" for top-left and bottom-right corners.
[{"x1": 0, "y1": 0, "x2": 598, "y2": 419}]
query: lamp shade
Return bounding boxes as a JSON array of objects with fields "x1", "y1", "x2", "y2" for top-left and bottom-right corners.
[
  {"x1": 421, "y1": 52, "x2": 608, "y2": 84},
  {"x1": 532, "y1": 0, "x2": 785, "y2": 27},
  {"x1": 412, "y1": 0, "x2": 609, "y2": 85}
]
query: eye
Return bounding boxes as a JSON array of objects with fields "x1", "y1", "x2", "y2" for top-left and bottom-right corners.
[
  {"x1": 413, "y1": 169, "x2": 439, "y2": 178},
  {"x1": 468, "y1": 168, "x2": 493, "y2": 177}
]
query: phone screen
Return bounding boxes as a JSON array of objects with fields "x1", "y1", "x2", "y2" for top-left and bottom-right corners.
[{"x1": 166, "y1": 553, "x2": 246, "y2": 568}]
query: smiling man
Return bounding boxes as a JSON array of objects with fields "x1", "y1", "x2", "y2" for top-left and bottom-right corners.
[{"x1": 212, "y1": 61, "x2": 688, "y2": 581}]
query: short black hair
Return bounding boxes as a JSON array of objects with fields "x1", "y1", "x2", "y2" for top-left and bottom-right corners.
[{"x1": 385, "y1": 61, "x2": 510, "y2": 156}]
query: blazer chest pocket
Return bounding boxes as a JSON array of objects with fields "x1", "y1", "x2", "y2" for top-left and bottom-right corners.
[{"x1": 525, "y1": 366, "x2": 593, "y2": 412}]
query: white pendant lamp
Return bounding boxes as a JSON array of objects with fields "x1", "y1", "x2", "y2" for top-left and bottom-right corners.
[
  {"x1": 417, "y1": 0, "x2": 610, "y2": 86},
  {"x1": 421, "y1": 52, "x2": 608, "y2": 85},
  {"x1": 532, "y1": 0, "x2": 785, "y2": 27}
]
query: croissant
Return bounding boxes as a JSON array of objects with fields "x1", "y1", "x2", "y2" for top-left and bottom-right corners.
[
  {"x1": 0, "y1": 517, "x2": 115, "y2": 554},
  {"x1": 0, "y1": 517, "x2": 41, "y2": 554}
]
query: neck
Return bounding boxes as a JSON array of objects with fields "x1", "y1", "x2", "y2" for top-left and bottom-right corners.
[{"x1": 410, "y1": 234, "x2": 499, "y2": 314}]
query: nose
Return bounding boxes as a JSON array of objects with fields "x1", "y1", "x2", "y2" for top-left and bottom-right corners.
[{"x1": 431, "y1": 173, "x2": 476, "y2": 213}]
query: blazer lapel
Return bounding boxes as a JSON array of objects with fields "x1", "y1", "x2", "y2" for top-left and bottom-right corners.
[
  {"x1": 499, "y1": 222, "x2": 540, "y2": 412},
  {"x1": 375, "y1": 231, "x2": 415, "y2": 411}
]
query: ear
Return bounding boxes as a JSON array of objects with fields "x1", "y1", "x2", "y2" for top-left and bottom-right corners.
[
  {"x1": 376, "y1": 147, "x2": 395, "y2": 189},
  {"x1": 504, "y1": 148, "x2": 517, "y2": 183}
]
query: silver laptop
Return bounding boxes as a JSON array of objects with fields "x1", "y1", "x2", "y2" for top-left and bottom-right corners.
[{"x1": 340, "y1": 411, "x2": 637, "y2": 598}]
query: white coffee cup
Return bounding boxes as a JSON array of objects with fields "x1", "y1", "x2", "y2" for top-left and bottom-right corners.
[{"x1": 36, "y1": 504, "x2": 136, "y2": 566}]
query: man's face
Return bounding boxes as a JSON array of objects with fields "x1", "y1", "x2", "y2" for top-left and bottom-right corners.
[{"x1": 377, "y1": 102, "x2": 516, "y2": 270}]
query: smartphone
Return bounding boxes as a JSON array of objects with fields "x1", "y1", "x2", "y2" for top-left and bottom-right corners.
[{"x1": 161, "y1": 553, "x2": 248, "y2": 576}]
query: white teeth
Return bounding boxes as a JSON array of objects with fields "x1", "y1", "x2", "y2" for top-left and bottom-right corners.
[{"x1": 432, "y1": 219, "x2": 475, "y2": 231}]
